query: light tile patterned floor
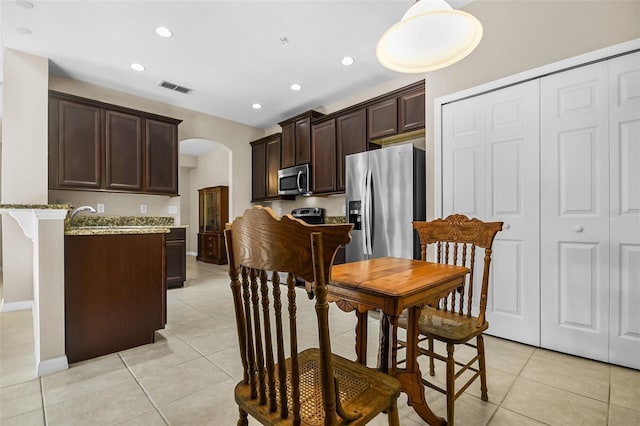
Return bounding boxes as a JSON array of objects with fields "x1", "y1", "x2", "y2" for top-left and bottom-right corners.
[{"x1": 1, "y1": 257, "x2": 639, "y2": 425}]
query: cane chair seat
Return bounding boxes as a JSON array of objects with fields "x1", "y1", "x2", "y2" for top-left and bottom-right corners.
[
  {"x1": 225, "y1": 206, "x2": 401, "y2": 426},
  {"x1": 235, "y1": 348, "x2": 400, "y2": 425},
  {"x1": 398, "y1": 307, "x2": 489, "y2": 345}
]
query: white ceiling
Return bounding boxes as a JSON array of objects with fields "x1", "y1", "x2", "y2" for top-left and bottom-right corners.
[{"x1": 0, "y1": 0, "x2": 472, "y2": 130}]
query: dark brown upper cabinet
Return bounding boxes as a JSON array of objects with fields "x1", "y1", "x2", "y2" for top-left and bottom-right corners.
[
  {"x1": 367, "y1": 98, "x2": 398, "y2": 140},
  {"x1": 336, "y1": 108, "x2": 367, "y2": 192},
  {"x1": 250, "y1": 138, "x2": 267, "y2": 202},
  {"x1": 250, "y1": 133, "x2": 282, "y2": 202},
  {"x1": 311, "y1": 119, "x2": 337, "y2": 194},
  {"x1": 266, "y1": 135, "x2": 281, "y2": 198},
  {"x1": 48, "y1": 91, "x2": 181, "y2": 196},
  {"x1": 399, "y1": 89, "x2": 425, "y2": 132},
  {"x1": 279, "y1": 110, "x2": 324, "y2": 168},
  {"x1": 145, "y1": 119, "x2": 178, "y2": 195},
  {"x1": 49, "y1": 98, "x2": 102, "y2": 189},
  {"x1": 249, "y1": 81, "x2": 424, "y2": 199},
  {"x1": 367, "y1": 81, "x2": 425, "y2": 141},
  {"x1": 105, "y1": 110, "x2": 142, "y2": 191}
]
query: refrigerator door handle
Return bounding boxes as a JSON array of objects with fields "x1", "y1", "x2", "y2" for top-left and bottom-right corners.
[
  {"x1": 365, "y1": 169, "x2": 373, "y2": 256},
  {"x1": 360, "y1": 171, "x2": 368, "y2": 256}
]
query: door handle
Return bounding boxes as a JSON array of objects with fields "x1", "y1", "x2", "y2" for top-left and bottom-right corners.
[
  {"x1": 361, "y1": 172, "x2": 368, "y2": 256},
  {"x1": 296, "y1": 170, "x2": 303, "y2": 193},
  {"x1": 365, "y1": 169, "x2": 373, "y2": 256},
  {"x1": 574, "y1": 225, "x2": 584, "y2": 233}
]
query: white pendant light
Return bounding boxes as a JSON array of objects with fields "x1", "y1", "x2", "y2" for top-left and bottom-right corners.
[{"x1": 376, "y1": 0, "x2": 483, "y2": 73}]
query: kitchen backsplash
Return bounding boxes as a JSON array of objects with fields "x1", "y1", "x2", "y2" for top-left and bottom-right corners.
[
  {"x1": 49, "y1": 190, "x2": 180, "y2": 221},
  {"x1": 263, "y1": 194, "x2": 346, "y2": 218}
]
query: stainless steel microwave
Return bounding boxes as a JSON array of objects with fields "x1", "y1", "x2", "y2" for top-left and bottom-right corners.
[{"x1": 278, "y1": 164, "x2": 310, "y2": 196}]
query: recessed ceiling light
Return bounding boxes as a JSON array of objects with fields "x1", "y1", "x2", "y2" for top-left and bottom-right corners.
[
  {"x1": 16, "y1": 26, "x2": 32, "y2": 35},
  {"x1": 15, "y1": 0, "x2": 34, "y2": 9},
  {"x1": 341, "y1": 56, "x2": 355, "y2": 66},
  {"x1": 290, "y1": 84, "x2": 301, "y2": 91},
  {"x1": 155, "y1": 26, "x2": 172, "y2": 38},
  {"x1": 130, "y1": 63, "x2": 145, "y2": 72},
  {"x1": 252, "y1": 103, "x2": 262, "y2": 110}
]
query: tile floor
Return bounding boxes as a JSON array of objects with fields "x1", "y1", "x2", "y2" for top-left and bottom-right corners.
[{"x1": 1, "y1": 256, "x2": 639, "y2": 425}]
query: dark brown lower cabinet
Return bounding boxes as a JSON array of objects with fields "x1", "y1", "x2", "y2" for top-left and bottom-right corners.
[
  {"x1": 64, "y1": 233, "x2": 166, "y2": 364},
  {"x1": 166, "y1": 228, "x2": 186, "y2": 289}
]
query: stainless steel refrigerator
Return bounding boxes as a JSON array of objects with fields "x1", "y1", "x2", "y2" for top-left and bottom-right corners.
[{"x1": 345, "y1": 143, "x2": 426, "y2": 262}]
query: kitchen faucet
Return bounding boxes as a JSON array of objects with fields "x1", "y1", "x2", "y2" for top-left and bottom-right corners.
[{"x1": 70, "y1": 205, "x2": 97, "y2": 220}]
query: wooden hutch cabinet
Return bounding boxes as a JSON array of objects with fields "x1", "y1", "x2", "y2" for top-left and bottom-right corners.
[{"x1": 197, "y1": 186, "x2": 228, "y2": 264}]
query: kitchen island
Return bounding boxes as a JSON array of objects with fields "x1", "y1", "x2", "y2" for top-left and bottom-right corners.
[{"x1": 64, "y1": 224, "x2": 169, "y2": 363}]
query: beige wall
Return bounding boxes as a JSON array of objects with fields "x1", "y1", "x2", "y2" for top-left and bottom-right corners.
[
  {"x1": 1, "y1": 49, "x2": 49, "y2": 203},
  {"x1": 424, "y1": 0, "x2": 640, "y2": 218},
  {"x1": 1, "y1": 48, "x2": 49, "y2": 305}
]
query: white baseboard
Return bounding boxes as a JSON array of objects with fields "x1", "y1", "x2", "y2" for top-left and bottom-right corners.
[
  {"x1": 37, "y1": 356, "x2": 68, "y2": 376},
  {"x1": 186, "y1": 251, "x2": 197, "y2": 257},
  {"x1": 0, "y1": 299, "x2": 33, "y2": 312}
]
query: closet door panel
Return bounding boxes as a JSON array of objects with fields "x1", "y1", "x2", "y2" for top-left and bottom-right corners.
[
  {"x1": 540, "y1": 61, "x2": 610, "y2": 362},
  {"x1": 442, "y1": 96, "x2": 485, "y2": 218},
  {"x1": 608, "y1": 51, "x2": 640, "y2": 369},
  {"x1": 484, "y1": 81, "x2": 540, "y2": 345}
]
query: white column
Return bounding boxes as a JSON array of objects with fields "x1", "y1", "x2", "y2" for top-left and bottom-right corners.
[{"x1": 1, "y1": 207, "x2": 69, "y2": 375}]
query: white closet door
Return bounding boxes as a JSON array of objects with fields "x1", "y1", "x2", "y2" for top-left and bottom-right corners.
[
  {"x1": 442, "y1": 95, "x2": 486, "y2": 218},
  {"x1": 608, "y1": 51, "x2": 640, "y2": 369},
  {"x1": 442, "y1": 81, "x2": 540, "y2": 345},
  {"x1": 540, "y1": 61, "x2": 610, "y2": 362},
  {"x1": 483, "y1": 81, "x2": 540, "y2": 345}
]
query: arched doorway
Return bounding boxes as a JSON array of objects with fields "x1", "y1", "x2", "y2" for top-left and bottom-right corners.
[{"x1": 179, "y1": 138, "x2": 232, "y2": 255}]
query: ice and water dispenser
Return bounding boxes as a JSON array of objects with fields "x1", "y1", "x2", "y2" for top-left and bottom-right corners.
[{"x1": 348, "y1": 201, "x2": 362, "y2": 230}]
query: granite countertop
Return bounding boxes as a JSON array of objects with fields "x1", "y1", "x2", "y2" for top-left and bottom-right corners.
[
  {"x1": 65, "y1": 226, "x2": 171, "y2": 236},
  {"x1": 325, "y1": 216, "x2": 347, "y2": 224},
  {"x1": 65, "y1": 215, "x2": 175, "y2": 236},
  {"x1": 70, "y1": 215, "x2": 175, "y2": 227},
  {"x1": 0, "y1": 203, "x2": 71, "y2": 210}
]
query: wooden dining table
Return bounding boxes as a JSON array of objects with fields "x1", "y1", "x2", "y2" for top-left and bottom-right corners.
[{"x1": 328, "y1": 256, "x2": 470, "y2": 426}]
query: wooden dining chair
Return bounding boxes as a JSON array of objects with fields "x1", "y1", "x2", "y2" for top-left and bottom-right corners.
[
  {"x1": 225, "y1": 206, "x2": 401, "y2": 426},
  {"x1": 397, "y1": 214, "x2": 502, "y2": 425}
]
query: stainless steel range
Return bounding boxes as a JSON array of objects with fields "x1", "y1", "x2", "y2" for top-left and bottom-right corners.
[{"x1": 291, "y1": 207, "x2": 325, "y2": 224}]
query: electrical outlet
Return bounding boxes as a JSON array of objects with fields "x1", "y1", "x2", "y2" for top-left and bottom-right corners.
[
  {"x1": 168, "y1": 205, "x2": 178, "y2": 215},
  {"x1": 140, "y1": 204, "x2": 148, "y2": 214},
  {"x1": 97, "y1": 203, "x2": 105, "y2": 213}
]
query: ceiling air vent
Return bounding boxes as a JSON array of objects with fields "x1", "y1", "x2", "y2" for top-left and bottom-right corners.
[{"x1": 159, "y1": 80, "x2": 192, "y2": 94}]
